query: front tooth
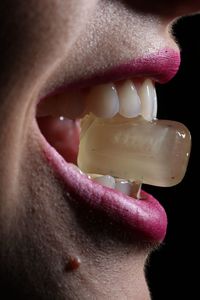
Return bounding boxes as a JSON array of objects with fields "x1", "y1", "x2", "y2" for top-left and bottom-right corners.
[
  {"x1": 132, "y1": 181, "x2": 142, "y2": 199},
  {"x1": 93, "y1": 175, "x2": 115, "y2": 188},
  {"x1": 86, "y1": 83, "x2": 119, "y2": 118},
  {"x1": 138, "y1": 79, "x2": 157, "y2": 121},
  {"x1": 115, "y1": 179, "x2": 132, "y2": 196},
  {"x1": 118, "y1": 80, "x2": 141, "y2": 118}
]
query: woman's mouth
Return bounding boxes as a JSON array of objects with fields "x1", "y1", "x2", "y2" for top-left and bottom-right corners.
[{"x1": 35, "y1": 49, "x2": 191, "y2": 244}]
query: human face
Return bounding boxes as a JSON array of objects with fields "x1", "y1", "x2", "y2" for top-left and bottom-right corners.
[{"x1": 0, "y1": 1, "x2": 198, "y2": 299}]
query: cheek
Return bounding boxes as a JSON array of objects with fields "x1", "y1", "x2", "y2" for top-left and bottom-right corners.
[
  {"x1": 49, "y1": 0, "x2": 99, "y2": 52},
  {"x1": 0, "y1": 0, "x2": 98, "y2": 78}
]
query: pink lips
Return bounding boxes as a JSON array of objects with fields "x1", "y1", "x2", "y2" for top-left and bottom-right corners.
[
  {"x1": 38, "y1": 47, "x2": 180, "y2": 243},
  {"x1": 41, "y1": 48, "x2": 180, "y2": 101},
  {"x1": 67, "y1": 48, "x2": 180, "y2": 90}
]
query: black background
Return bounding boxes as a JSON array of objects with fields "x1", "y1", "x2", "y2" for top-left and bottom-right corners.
[{"x1": 146, "y1": 14, "x2": 199, "y2": 300}]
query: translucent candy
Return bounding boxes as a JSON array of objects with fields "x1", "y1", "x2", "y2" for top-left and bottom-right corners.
[{"x1": 78, "y1": 114, "x2": 191, "y2": 187}]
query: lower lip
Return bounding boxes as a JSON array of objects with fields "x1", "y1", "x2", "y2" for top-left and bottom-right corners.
[{"x1": 40, "y1": 132, "x2": 167, "y2": 243}]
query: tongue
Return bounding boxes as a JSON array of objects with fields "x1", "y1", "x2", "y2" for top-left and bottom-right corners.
[{"x1": 37, "y1": 116, "x2": 80, "y2": 164}]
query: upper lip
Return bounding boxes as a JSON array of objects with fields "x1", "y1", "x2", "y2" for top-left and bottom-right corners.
[
  {"x1": 70, "y1": 47, "x2": 180, "y2": 87},
  {"x1": 40, "y1": 47, "x2": 180, "y2": 100}
]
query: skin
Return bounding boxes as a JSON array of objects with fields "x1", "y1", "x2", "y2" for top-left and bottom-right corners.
[{"x1": 0, "y1": 1, "x2": 199, "y2": 299}]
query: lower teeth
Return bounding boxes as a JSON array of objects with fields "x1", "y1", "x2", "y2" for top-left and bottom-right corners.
[
  {"x1": 90, "y1": 174, "x2": 141, "y2": 198},
  {"x1": 72, "y1": 168, "x2": 142, "y2": 199}
]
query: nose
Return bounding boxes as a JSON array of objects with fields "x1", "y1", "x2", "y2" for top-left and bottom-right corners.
[{"x1": 122, "y1": 0, "x2": 200, "y2": 18}]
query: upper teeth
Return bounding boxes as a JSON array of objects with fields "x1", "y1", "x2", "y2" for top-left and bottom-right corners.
[
  {"x1": 118, "y1": 80, "x2": 141, "y2": 118},
  {"x1": 138, "y1": 79, "x2": 157, "y2": 121},
  {"x1": 86, "y1": 79, "x2": 157, "y2": 120},
  {"x1": 86, "y1": 83, "x2": 120, "y2": 119},
  {"x1": 37, "y1": 79, "x2": 157, "y2": 121},
  {"x1": 37, "y1": 77, "x2": 191, "y2": 193}
]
